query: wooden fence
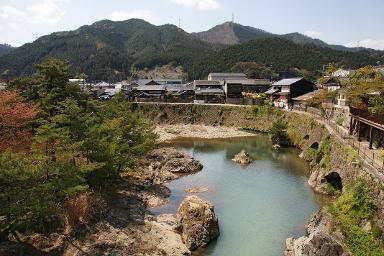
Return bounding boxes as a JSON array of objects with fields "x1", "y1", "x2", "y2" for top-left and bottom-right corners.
[{"x1": 294, "y1": 105, "x2": 384, "y2": 173}]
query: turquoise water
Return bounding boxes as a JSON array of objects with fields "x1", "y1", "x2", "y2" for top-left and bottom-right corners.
[{"x1": 152, "y1": 136, "x2": 323, "y2": 256}]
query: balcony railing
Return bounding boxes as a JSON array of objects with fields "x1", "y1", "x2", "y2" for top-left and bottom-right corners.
[{"x1": 350, "y1": 106, "x2": 384, "y2": 125}]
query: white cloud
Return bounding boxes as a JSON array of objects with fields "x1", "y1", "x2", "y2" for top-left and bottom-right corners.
[
  {"x1": 0, "y1": 6, "x2": 25, "y2": 19},
  {"x1": 108, "y1": 10, "x2": 154, "y2": 22},
  {"x1": 0, "y1": 0, "x2": 69, "y2": 45},
  {"x1": 0, "y1": 0, "x2": 66, "y2": 26},
  {"x1": 303, "y1": 30, "x2": 321, "y2": 38},
  {"x1": 170, "y1": 0, "x2": 220, "y2": 10},
  {"x1": 345, "y1": 39, "x2": 384, "y2": 50},
  {"x1": 27, "y1": 0, "x2": 65, "y2": 25}
]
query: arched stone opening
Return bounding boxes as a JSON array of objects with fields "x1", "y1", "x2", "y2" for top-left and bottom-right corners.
[
  {"x1": 304, "y1": 135, "x2": 310, "y2": 140},
  {"x1": 310, "y1": 142, "x2": 319, "y2": 149},
  {"x1": 324, "y1": 172, "x2": 343, "y2": 191}
]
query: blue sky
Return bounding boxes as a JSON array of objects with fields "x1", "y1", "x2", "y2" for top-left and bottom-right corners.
[{"x1": 1, "y1": 0, "x2": 384, "y2": 49}]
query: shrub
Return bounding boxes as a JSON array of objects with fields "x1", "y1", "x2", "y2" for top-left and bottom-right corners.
[
  {"x1": 336, "y1": 116, "x2": 345, "y2": 126},
  {"x1": 269, "y1": 120, "x2": 291, "y2": 146},
  {"x1": 330, "y1": 180, "x2": 383, "y2": 255}
]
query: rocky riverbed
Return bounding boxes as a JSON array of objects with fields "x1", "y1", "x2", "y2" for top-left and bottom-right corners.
[
  {"x1": 0, "y1": 147, "x2": 218, "y2": 256},
  {"x1": 61, "y1": 147, "x2": 218, "y2": 256},
  {"x1": 155, "y1": 124, "x2": 254, "y2": 142}
]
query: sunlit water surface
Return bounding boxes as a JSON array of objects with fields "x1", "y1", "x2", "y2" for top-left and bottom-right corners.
[{"x1": 152, "y1": 136, "x2": 324, "y2": 256}]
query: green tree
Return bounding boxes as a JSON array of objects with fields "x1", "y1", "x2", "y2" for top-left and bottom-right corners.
[{"x1": 269, "y1": 120, "x2": 291, "y2": 146}]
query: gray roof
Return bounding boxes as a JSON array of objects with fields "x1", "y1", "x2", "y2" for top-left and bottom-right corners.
[
  {"x1": 194, "y1": 80, "x2": 222, "y2": 86},
  {"x1": 137, "y1": 79, "x2": 161, "y2": 86},
  {"x1": 265, "y1": 88, "x2": 280, "y2": 95},
  {"x1": 209, "y1": 73, "x2": 246, "y2": 77},
  {"x1": 137, "y1": 85, "x2": 166, "y2": 91},
  {"x1": 195, "y1": 88, "x2": 225, "y2": 95},
  {"x1": 292, "y1": 89, "x2": 325, "y2": 101},
  {"x1": 166, "y1": 84, "x2": 194, "y2": 92},
  {"x1": 272, "y1": 77, "x2": 303, "y2": 86},
  {"x1": 226, "y1": 79, "x2": 271, "y2": 86}
]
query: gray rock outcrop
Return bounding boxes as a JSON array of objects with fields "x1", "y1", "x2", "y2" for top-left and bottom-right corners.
[
  {"x1": 232, "y1": 150, "x2": 254, "y2": 165},
  {"x1": 285, "y1": 209, "x2": 351, "y2": 256},
  {"x1": 177, "y1": 195, "x2": 220, "y2": 250},
  {"x1": 145, "y1": 147, "x2": 203, "y2": 184}
]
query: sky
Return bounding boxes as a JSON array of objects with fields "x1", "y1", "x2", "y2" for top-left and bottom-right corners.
[{"x1": 0, "y1": 0, "x2": 384, "y2": 49}]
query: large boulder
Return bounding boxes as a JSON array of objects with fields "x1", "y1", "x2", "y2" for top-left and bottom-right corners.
[
  {"x1": 145, "y1": 147, "x2": 203, "y2": 184},
  {"x1": 285, "y1": 232, "x2": 348, "y2": 256},
  {"x1": 177, "y1": 196, "x2": 219, "y2": 250},
  {"x1": 161, "y1": 158, "x2": 203, "y2": 174},
  {"x1": 232, "y1": 150, "x2": 254, "y2": 165},
  {"x1": 285, "y1": 209, "x2": 351, "y2": 256}
]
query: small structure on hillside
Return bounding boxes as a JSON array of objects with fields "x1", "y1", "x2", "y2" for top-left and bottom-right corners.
[
  {"x1": 318, "y1": 76, "x2": 342, "y2": 92},
  {"x1": 331, "y1": 69, "x2": 356, "y2": 78}
]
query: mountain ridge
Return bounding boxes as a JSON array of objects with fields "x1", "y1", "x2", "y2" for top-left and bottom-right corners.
[
  {"x1": 0, "y1": 19, "x2": 383, "y2": 81},
  {"x1": 0, "y1": 44, "x2": 14, "y2": 57},
  {"x1": 194, "y1": 22, "x2": 380, "y2": 53}
]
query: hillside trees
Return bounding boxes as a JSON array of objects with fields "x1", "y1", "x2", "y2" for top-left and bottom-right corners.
[
  {"x1": 0, "y1": 59, "x2": 157, "y2": 239},
  {"x1": 231, "y1": 62, "x2": 278, "y2": 79},
  {"x1": 346, "y1": 66, "x2": 384, "y2": 113}
]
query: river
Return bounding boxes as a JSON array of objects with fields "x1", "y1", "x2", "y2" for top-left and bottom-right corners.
[{"x1": 152, "y1": 135, "x2": 324, "y2": 256}]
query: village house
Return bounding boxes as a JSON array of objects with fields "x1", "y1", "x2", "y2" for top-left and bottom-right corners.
[
  {"x1": 138, "y1": 79, "x2": 162, "y2": 86},
  {"x1": 331, "y1": 68, "x2": 356, "y2": 78},
  {"x1": 193, "y1": 80, "x2": 225, "y2": 103},
  {"x1": 318, "y1": 76, "x2": 342, "y2": 91},
  {"x1": 208, "y1": 73, "x2": 247, "y2": 81},
  {"x1": 165, "y1": 84, "x2": 195, "y2": 102},
  {"x1": 138, "y1": 79, "x2": 183, "y2": 86},
  {"x1": 135, "y1": 85, "x2": 167, "y2": 101},
  {"x1": 266, "y1": 77, "x2": 315, "y2": 109},
  {"x1": 223, "y1": 79, "x2": 271, "y2": 104}
]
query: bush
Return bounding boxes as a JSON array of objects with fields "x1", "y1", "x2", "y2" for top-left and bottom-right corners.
[
  {"x1": 269, "y1": 120, "x2": 291, "y2": 146},
  {"x1": 330, "y1": 180, "x2": 383, "y2": 255},
  {"x1": 336, "y1": 116, "x2": 345, "y2": 126}
]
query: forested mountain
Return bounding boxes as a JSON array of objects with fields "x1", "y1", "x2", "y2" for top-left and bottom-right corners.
[
  {"x1": 0, "y1": 44, "x2": 14, "y2": 57},
  {"x1": 193, "y1": 38, "x2": 384, "y2": 79},
  {"x1": 0, "y1": 19, "x2": 212, "y2": 81},
  {"x1": 192, "y1": 22, "x2": 275, "y2": 45},
  {"x1": 0, "y1": 19, "x2": 383, "y2": 81},
  {"x1": 195, "y1": 22, "x2": 382, "y2": 54}
]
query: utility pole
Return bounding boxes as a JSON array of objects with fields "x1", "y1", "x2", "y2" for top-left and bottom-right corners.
[
  {"x1": 232, "y1": 13, "x2": 235, "y2": 24},
  {"x1": 178, "y1": 18, "x2": 181, "y2": 29}
]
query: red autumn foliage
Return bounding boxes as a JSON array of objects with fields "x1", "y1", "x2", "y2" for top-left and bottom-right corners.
[{"x1": 0, "y1": 90, "x2": 39, "y2": 151}]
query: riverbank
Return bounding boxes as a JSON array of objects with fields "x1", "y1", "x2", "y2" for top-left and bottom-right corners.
[
  {"x1": 133, "y1": 103, "x2": 384, "y2": 255},
  {"x1": 155, "y1": 124, "x2": 255, "y2": 142}
]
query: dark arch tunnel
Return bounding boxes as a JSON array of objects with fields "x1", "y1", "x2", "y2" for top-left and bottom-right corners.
[
  {"x1": 324, "y1": 172, "x2": 343, "y2": 191},
  {"x1": 310, "y1": 142, "x2": 319, "y2": 149}
]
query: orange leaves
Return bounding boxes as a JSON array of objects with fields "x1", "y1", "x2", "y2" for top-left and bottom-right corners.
[
  {"x1": 0, "y1": 90, "x2": 39, "y2": 128},
  {"x1": 0, "y1": 90, "x2": 39, "y2": 151}
]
